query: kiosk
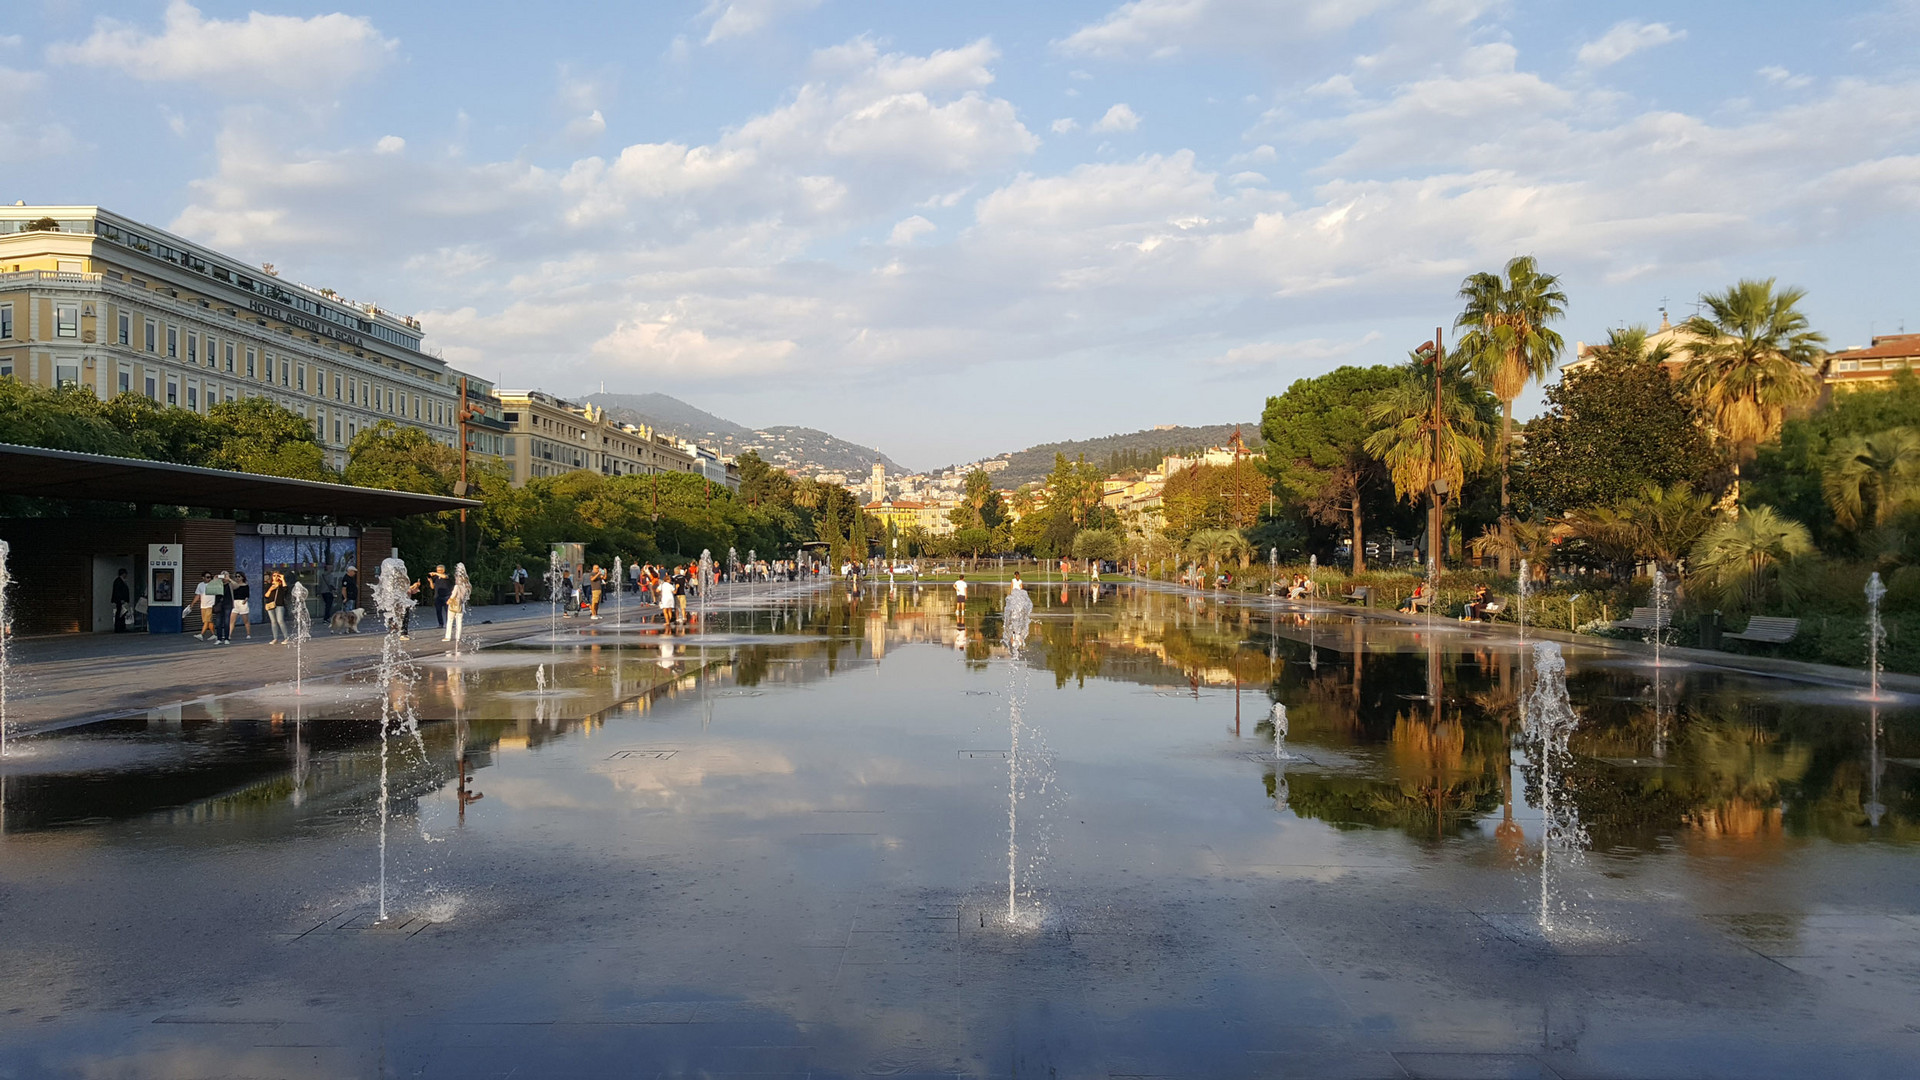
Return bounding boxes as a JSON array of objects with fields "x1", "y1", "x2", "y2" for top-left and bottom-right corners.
[{"x1": 146, "y1": 543, "x2": 183, "y2": 634}]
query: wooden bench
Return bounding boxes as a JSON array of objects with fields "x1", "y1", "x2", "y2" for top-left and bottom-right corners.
[
  {"x1": 1476, "y1": 598, "x2": 1507, "y2": 622},
  {"x1": 1403, "y1": 592, "x2": 1433, "y2": 612},
  {"x1": 1725, "y1": 616, "x2": 1800, "y2": 646},
  {"x1": 1341, "y1": 586, "x2": 1371, "y2": 605},
  {"x1": 1611, "y1": 606, "x2": 1671, "y2": 631}
]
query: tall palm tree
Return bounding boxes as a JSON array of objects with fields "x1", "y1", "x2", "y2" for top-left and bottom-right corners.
[
  {"x1": 1621, "y1": 482, "x2": 1715, "y2": 575},
  {"x1": 1677, "y1": 279, "x2": 1827, "y2": 514},
  {"x1": 1455, "y1": 255, "x2": 1567, "y2": 570},
  {"x1": 1364, "y1": 352, "x2": 1489, "y2": 571},
  {"x1": 1823, "y1": 427, "x2": 1920, "y2": 531},
  {"x1": 1187, "y1": 528, "x2": 1250, "y2": 577}
]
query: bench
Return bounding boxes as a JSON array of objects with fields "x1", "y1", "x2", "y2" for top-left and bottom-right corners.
[
  {"x1": 1341, "y1": 586, "x2": 1371, "y2": 605},
  {"x1": 1611, "y1": 606, "x2": 1671, "y2": 631},
  {"x1": 1725, "y1": 616, "x2": 1800, "y2": 646},
  {"x1": 1476, "y1": 598, "x2": 1507, "y2": 622}
]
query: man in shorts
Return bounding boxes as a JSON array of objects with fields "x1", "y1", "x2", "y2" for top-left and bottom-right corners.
[{"x1": 953, "y1": 574, "x2": 967, "y2": 611}]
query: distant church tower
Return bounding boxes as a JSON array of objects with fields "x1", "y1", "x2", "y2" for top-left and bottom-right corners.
[{"x1": 870, "y1": 462, "x2": 886, "y2": 503}]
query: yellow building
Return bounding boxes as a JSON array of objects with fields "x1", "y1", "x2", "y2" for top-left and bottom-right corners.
[
  {"x1": 0, "y1": 206, "x2": 469, "y2": 470},
  {"x1": 497, "y1": 390, "x2": 718, "y2": 487}
]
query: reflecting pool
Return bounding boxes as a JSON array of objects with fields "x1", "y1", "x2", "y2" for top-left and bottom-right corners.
[{"x1": 2, "y1": 582, "x2": 1917, "y2": 1078}]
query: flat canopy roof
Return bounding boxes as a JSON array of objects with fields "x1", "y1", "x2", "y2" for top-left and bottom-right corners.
[{"x1": 0, "y1": 442, "x2": 480, "y2": 518}]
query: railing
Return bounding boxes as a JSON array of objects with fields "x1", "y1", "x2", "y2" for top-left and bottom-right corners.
[{"x1": 0, "y1": 270, "x2": 104, "y2": 288}]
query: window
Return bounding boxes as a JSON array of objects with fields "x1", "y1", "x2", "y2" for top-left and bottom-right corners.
[
  {"x1": 348, "y1": 379, "x2": 356, "y2": 404},
  {"x1": 247, "y1": 348, "x2": 257, "y2": 379},
  {"x1": 56, "y1": 362, "x2": 80, "y2": 388},
  {"x1": 166, "y1": 327, "x2": 177, "y2": 357},
  {"x1": 334, "y1": 373, "x2": 342, "y2": 400},
  {"x1": 334, "y1": 418, "x2": 342, "y2": 444},
  {"x1": 118, "y1": 366, "x2": 131, "y2": 394},
  {"x1": 186, "y1": 384, "x2": 198, "y2": 410},
  {"x1": 145, "y1": 375, "x2": 156, "y2": 400},
  {"x1": 348, "y1": 420, "x2": 357, "y2": 441},
  {"x1": 297, "y1": 365, "x2": 306, "y2": 392},
  {"x1": 0, "y1": 303, "x2": 11, "y2": 339},
  {"x1": 280, "y1": 359, "x2": 290, "y2": 386},
  {"x1": 166, "y1": 378, "x2": 178, "y2": 406},
  {"x1": 117, "y1": 313, "x2": 130, "y2": 345},
  {"x1": 186, "y1": 332, "x2": 198, "y2": 365},
  {"x1": 145, "y1": 320, "x2": 157, "y2": 352},
  {"x1": 224, "y1": 343, "x2": 235, "y2": 373},
  {"x1": 386, "y1": 389, "x2": 394, "y2": 413},
  {"x1": 225, "y1": 387, "x2": 235, "y2": 403},
  {"x1": 56, "y1": 305, "x2": 79, "y2": 338},
  {"x1": 1837, "y1": 360, "x2": 1860, "y2": 372}
]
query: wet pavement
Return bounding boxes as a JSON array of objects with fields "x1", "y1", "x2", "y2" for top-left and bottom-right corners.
[{"x1": 1, "y1": 581, "x2": 1917, "y2": 1078}]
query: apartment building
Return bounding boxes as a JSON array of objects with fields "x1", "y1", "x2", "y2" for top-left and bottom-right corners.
[
  {"x1": 0, "y1": 206, "x2": 466, "y2": 470},
  {"x1": 496, "y1": 390, "x2": 741, "y2": 488}
]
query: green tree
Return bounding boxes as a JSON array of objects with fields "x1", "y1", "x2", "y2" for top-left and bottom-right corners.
[
  {"x1": 1689, "y1": 504, "x2": 1816, "y2": 609},
  {"x1": 1071, "y1": 527, "x2": 1121, "y2": 563},
  {"x1": 205, "y1": 397, "x2": 334, "y2": 481},
  {"x1": 345, "y1": 420, "x2": 463, "y2": 568},
  {"x1": 1159, "y1": 458, "x2": 1266, "y2": 543},
  {"x1": 1261, "y1": 364, "x2": 1403, "y2": 573},
  {"x1": 1677, "y1": 279, "x2": 1827, "y2": 512},
  {"x1": 1823, "y1": 427, "x2": 1920, "y2": 532},
  {"x1": 1455, "y1": 255, "x2": 1567, "y2": 570},
  {"x1": 0, "y1": 380, "x2": 134, "y2": 456},
  {"x1": 1186, "y1": 528, "x2": 1251, "y2": 574},
  {"x1": 1364, "y1": 350, "x2": 1492, "y2": 570},
  {"x1": 1514, "y1": 329, "x2": 1718, "y2": 516}
]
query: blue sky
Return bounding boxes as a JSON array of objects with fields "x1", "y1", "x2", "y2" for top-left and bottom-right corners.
[{"x1": 6, "y1": 1, "x2": 1919, "y2": 469}]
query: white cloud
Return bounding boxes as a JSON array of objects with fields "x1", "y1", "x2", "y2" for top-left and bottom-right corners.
[
  {"x1": 49, "y1": 1, "x2": 394, "y2": 96},
  {"x1": 701, "y1": 0, "x2": 824, "y2": 43},
  {"x1": 0, "y1": 65, "x2": 42, "y2": 97},
  {"x1": 1093, "y1": 103, "x2": 1141, "y2": 132},
  {"x1": 1060, "y1": 0, "x2": 1405, "y2": 59},
  {"x1": 1759, "y1": 65, "x2": 1814, "y2": 90},
  {"x1": 374, "y1": 135, "x2": 405, "y2": 154},
  {"x1": 1211, "y1": 332, "x2": 1382, "y2": 370},
  {"x1": 1576, "y1": 20, "x2": 1683, "y2": 68},
  {"x1": 888, "y1": 215, "x2": 937, "y2": 246},
  {"x1": 563, "y1": 109, "x2": 608, "y2": 142},
  {"x1": 592, "y1": 307, "x2": 799, "y2": 376},
  {"x1": 1051, "y1": 117, "x2": 1079, "y2": 134}
]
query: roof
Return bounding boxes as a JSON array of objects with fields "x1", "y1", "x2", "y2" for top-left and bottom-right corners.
[
  {"x1": 1827, "y1": 334, "x2": 1920, "y2": 362},
  {"x1": 0, "y1": 442, "x2": 480, "y2": 518}
]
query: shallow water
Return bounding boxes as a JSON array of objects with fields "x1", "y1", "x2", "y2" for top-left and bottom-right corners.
[{"x1": 1, "y1": 583, "x2": 1917, "y2": 1077}]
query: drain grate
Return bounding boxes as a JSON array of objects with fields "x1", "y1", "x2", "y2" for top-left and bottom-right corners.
[
  {"x1": 607, "y1": 749, "x2": 678, "y2": 760},
  {"x1": 716, "y1": 690, "x2": 764, "y2": 698},
  {"x1": 958, "y1": 750, "x2": 1008, "y2": 760},
  {"x1": 963, "y1": 690, "x2": 997, "y2": 696}
]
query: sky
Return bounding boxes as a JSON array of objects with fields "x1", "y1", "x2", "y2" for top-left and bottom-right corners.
[{"x1": 5, "y1": 1, "x2": 1919, "y2": 471}]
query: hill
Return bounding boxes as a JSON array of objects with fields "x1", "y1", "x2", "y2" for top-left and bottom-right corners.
[
  {"x1": 583, "y1": 392, "x2": 905, "y2": 476},
  {"x1": 980, "y1": 423, "x2": 1263, "y2": 487}
]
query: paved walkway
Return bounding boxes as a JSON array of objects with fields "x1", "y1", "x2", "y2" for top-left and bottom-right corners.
[{"x1": 5, "y1": 600, "x2": 565, "y2": 731}]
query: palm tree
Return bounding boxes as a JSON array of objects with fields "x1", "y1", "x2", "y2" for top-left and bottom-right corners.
[
  {"x1": 1621, "y1": 482, "x2": 1715, "y2": 575},
  {"x1": 1364, "y1": 352, "x2": 1489, "y2": 571},
  {"x1": 1677, "y1": 279, "x2": 1827, "y2": 513},
  {"x1": 1823, "y1": 427, "x2": 1920, "y2": 531},
  {"x1": 1455, "y1": 255, "x2": 1567, "y2": 570},
  {"x1": 1187, "y1": 528, "x2": 1251, "y2": 578},
  {"x1": 1689, "y1": 504, "x2": 1815, "y2": 609},
  {"x1": 1469, "y1": 516, "x2": 1563, "y2": 581}
]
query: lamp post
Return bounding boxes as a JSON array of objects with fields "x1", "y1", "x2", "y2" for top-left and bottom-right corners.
[
  {"x1": 456, "y1": 375, "x2": 472, "y2": 566},
  {"x1": 1418, "y1": 328, "x2": 1447, "y2": 574}
]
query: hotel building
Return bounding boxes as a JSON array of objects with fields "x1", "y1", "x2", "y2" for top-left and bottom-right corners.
[
  {"x1": 497, "y1": 390, "x2": 738, "y2": 489},
  {"x1": 0, "y1": 205, "x2": 465, "y2": 470}
]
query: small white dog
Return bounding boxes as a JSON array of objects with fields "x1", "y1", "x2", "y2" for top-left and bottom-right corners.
[{"x1": 330, "y1": 607, "x2": 365, "y2": 633}]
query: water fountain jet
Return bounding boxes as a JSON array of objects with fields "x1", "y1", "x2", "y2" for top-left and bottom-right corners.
[
  {"x1": 1868, "y1": 571, "x2": 1887, "y2": 701},
  {"x1": 289, "y1": 582, "x2": 312, "y2": 694},
  {"x1": 1523, "y1": 640, "x2": 1587, "y2": 936},
  {"x1": 373, "y1": 557, "x2": 419, "y2": 922}
]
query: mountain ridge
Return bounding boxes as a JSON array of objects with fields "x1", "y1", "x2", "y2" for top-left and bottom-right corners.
[
  {"x1": 583, "y1": 392, "x2": 906, "y2": 476},
  {"x1": 953, "y1": 423, "x2": 1264, "y2": 487}
]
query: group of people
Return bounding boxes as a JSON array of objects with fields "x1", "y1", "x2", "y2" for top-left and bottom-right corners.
[
  {"x1": 190, "y1": 568, "x2": 316, "y2": 645},
  {"x1": 388, "y1": 564, "x2": 470, "y2": 641}
]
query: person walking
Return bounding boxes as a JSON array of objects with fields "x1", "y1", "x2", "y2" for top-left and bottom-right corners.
[
  {"x1": 319, "y1": 566, "x2": 337, "y2": 623},
  {"x1": 443, "y1": 571, "x2": 470, "y2": 643},
  {"x1": 588, "y1": 564, "x2": 606, "y2": 620},
  {"x1": 194, "y1": 572, "x2": 216, "y2": 640},
  {"x1": 656, "y1": 572, "x2": 677, "y2": 631},
  {"x1": 430, "y1": 565, "x2": 452, "y2": 628},
  {"x1": 111, "y1": 569, "x2": 132, "y2": 633},
  {"x1": 209, "y1": 572, "x2": 233, "y2": 645},
  {"x1": 228, "y1": 572, "x2": 253, "y2": 640},
  {"x1": 263, "y1": 571, "x2": 290, "y2": 644},
  {"x1": 340, "y1": 565, "x2": 360, "y2": 631},
  {"x1": 512, "y1": 564, "x2": 527, "y2": 604}
]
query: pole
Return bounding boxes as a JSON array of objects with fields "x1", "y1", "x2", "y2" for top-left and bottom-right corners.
[
  {"x1": 1431, "y1": 327, "x2": 1444, "y2": 575},
  {"x1": 457, "y1": 375, "x2": 470, "y2": 567}
]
